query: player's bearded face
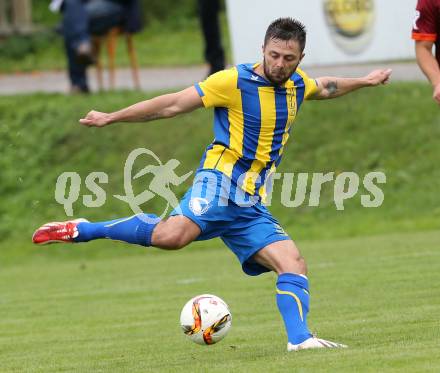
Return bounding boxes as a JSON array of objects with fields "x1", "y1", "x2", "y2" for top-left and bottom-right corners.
[{"x1": 263, "y1": 38, "x2": 304, "y2": 85}]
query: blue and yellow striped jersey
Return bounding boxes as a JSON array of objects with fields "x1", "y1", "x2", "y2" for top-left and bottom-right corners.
[{"x1": 194, "y1": 63, "x2": 318, "y2": 200}]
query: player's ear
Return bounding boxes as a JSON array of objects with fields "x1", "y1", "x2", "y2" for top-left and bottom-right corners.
[{"x1": 299, "y1": 52, "x2": 305, "y2": 63}]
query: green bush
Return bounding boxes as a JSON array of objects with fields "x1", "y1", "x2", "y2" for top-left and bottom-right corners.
[
  {"x1": 0, "y1": 30, "x2": 58, "y2": 60},
  {"x1": 140, "y1": 0, "x2": 197, "y2": 24}
]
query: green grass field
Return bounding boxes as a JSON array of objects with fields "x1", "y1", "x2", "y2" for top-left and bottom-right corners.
[
  {"x1": 1, "y1": 83, "x2": 440, "y2": 371},
  {"x1": 1, "y1": 231, "x2": 439, "y2": 372}
]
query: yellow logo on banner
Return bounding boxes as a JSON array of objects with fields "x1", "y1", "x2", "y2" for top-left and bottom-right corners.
[{"x1": 324, "y1": 0, "x2": 375, "y2": 54}]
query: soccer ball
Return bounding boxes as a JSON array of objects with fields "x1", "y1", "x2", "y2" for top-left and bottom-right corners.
[{"x1": 180, "y1": 294, "x2": 232, "y2": 345}]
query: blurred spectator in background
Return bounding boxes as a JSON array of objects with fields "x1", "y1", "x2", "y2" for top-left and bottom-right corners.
[
  {"x1": 50, "y1": 0, "x2": 142, "y2": 93},
  {"x1": 197, "y1": 0, "x2": 225, "y2": 76},
  {"x1": 412, "y1": 0, "x2": 440, "y2": 105}
]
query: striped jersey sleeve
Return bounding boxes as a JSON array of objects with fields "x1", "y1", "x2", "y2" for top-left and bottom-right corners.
[
  {"x1": 296, "y1": 68, "x2": 319, "y2": 100},
  {"x1": 195, "y1": 67, "x2": 238, "y2": 108}
]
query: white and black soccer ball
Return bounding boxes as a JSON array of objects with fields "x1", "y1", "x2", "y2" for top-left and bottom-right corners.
[{"x1": 180, "y1": 294, "x2": 232, "y2": 345}]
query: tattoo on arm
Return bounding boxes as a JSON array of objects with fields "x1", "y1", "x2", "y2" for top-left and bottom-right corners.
[{"x1": 325, "y1": 80, "x2": 338, "y2": 96}]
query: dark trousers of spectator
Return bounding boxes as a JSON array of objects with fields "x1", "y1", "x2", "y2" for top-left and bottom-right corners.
[
  {"x1": 62, "y1": 0, "x2": 124, "y2": 91},
  {"x1": 198, "y1": 0, "x2": 225, "y2": 75}
]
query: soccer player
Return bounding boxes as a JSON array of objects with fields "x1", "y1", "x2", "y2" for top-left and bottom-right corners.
[
  {"x1": 33, "y1": 18, "x2": 391, "y2": 351},
  {"x1": 412, "y1": 0, "x2": 440, "y2": 105}
]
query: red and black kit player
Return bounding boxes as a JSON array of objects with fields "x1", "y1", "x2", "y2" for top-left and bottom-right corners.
[{"x1": 412, "y1": 0, "x2": 440, "y2": 104}]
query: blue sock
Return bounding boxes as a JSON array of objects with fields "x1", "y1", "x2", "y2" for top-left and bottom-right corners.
[
  {"x1": 74, "y1": 214, "x2": 160, "y2": 246},
  {"x1": 276, "y1": 273, "x2": 312, "y2": 345}
]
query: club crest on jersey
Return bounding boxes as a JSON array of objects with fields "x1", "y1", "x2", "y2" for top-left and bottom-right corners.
[
  {"x1": 189, "y1": 197, "x2": 210, "y2": 216},
  {"x1": 287, "y1": 88, "x2": 297, "y2": 121}
]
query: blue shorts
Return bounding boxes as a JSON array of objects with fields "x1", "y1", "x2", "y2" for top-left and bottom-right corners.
[{"x1": 169, "y1": 169, "x2": 291, "y2": 276}]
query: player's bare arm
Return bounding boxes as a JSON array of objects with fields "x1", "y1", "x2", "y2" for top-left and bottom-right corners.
[
  {"x1": 311, "y1": 69, "x2": 392, "y2": 100},
  {"x1": 415, "y1": 40, "x2": 440, "y2": 104},
  {"x1": 79, "y1": 86, "x2": 204, "y2": 127}
]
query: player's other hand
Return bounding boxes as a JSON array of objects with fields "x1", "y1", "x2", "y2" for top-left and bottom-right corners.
[
  {"x1": 432, "y1": 83, "x2": 440, "y2": 105},
  {"x1": 79, "y1": 110, "x2": 112, "y2": 127},
  {"x1": 365, "y1": 69, "x2": 392, "y2": 86}
]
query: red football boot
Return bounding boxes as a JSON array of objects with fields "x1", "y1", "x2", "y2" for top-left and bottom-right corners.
[{"x1": 32, "y1": 218, "x2": 88, "y2": 245}]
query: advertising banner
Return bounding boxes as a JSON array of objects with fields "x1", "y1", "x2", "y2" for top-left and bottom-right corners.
[{"x1": 226, "y1": 0, "x2": 417, "y2": 66}]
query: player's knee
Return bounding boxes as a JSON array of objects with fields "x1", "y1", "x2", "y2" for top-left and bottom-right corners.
[
  {"x1": 279, "y1": 247, "x2": 307, "y2": 275},
  {"x1": 296, "y1": 255, "x2": 307, "y2": 275},
  {"x1": 159, "y1": 236, "x2": 187, "y2": 250},
  {"x1": 168, "y1": 231, "x2": 189, "y2": 250},
  {"x1": 152, "y1": 222, "x2": 189, "y2": 250},
  {"x1": 278, "y1": 258, "x2": 307, "y2": 275}
]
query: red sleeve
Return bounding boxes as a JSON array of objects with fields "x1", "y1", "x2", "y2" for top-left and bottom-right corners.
[{"x1": 412, "y1": 0, "x2": 437, "y2": 42}]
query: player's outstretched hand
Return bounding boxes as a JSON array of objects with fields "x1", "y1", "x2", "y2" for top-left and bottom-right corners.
[
  {"x1": 365, "y1": 69, "x2": 392, "y2": 86},
  {"x1": 79, "y1": 110, "x2": 111, "y2": 127},
  {"x1": 432, "y1": 83, "x2": 440, "y2": 105}
]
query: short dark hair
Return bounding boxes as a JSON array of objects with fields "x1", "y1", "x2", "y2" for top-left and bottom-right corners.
[{"x1": 264, "y1": 18, "x2": 307, "y2": 51}]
